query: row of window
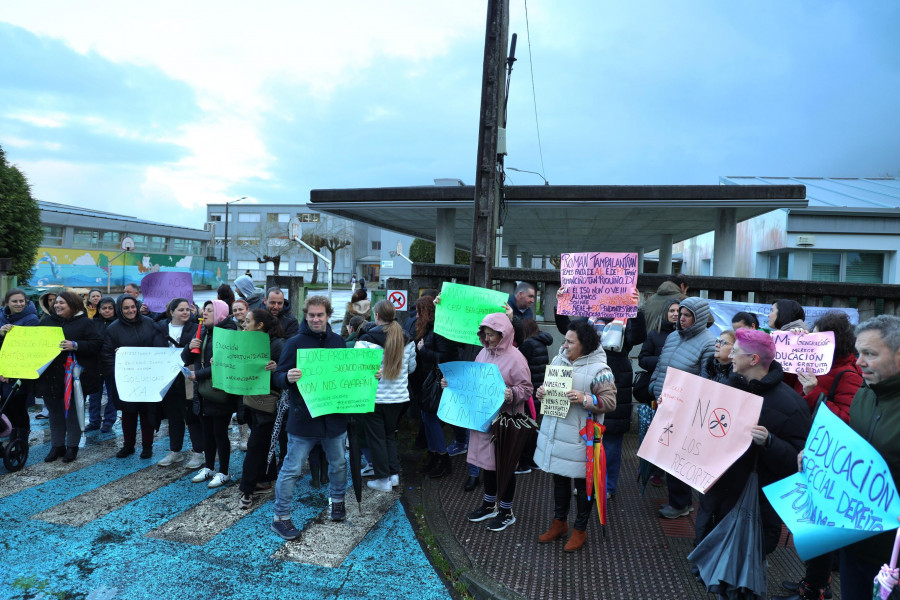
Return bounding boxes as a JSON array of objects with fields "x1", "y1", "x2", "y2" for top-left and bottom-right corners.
[
  {"x1": 768, "y1": 251, "x2": 885, "y2": 283},
  {"x1": 41, "y1": 225, "x2": 203, "y2": 255},
  {"x1": 208, "y1": 212, "x2": 320, "y2": 223},
  {"x1": 236, "y1": 260, "x2": 317, "y2": 272}
]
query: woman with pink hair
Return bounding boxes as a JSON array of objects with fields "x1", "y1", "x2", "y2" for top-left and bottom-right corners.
[{"x1": 184, "y1": 299, "x2": 241, "y2": 488}]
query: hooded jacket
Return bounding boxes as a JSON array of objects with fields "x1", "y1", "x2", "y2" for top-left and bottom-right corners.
[
  {"x1": 519, "y1": 331, "x2": 554, "y2": 391},
  {"x1": 38, "y1": 288, "x2": 65, "y2": 317},
  {"x1": 638, "y1": 297, "x2": 680, "y2": 375},
  {"x1": 355, "y1": 324, "x2": 417, "y2": 404},
  {"x1": 341, "y1": 298, "x2": 372, "y2": 337},
  {"x1": 37, "y1": 307, "x2": 103, "y2": 401},
  {"x1": 534, "y1": 344, "x2": 617, "y2": 478},
  {"x1": 102, "y1": 295, "x2": 167, "y2": 411},
  {"x1": 643, "y1": 281, "x2": 687, "y2": 334},
  {"x1": 0, "y1": 300, "x2": 40, "y2": 331},
  {"x1": 466, "y1": 313, "x2": 533, "y2": 471},
  {"x1": 274, "y1": 318, "x2": 347, "y2": 438},
  {"x1": 649, "y1": 297, "x2": 716, "y2": 399}
]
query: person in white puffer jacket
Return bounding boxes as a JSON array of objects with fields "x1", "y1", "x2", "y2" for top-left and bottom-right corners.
[{"x1": 355, "y1": 300, "x2": 417, "y2": 492}]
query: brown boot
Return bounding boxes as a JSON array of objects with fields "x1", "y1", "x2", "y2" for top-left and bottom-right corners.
[
  {"x1": 538, "y1": 518, "x2": 568, "y2": 543},
  {"x1": 564, "y1": 529, "x2": 587, "y2": 552}
]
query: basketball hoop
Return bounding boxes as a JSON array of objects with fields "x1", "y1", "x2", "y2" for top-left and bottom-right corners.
[{"x1": 121, "y1": 236, "x2": 135, "y2": 251}]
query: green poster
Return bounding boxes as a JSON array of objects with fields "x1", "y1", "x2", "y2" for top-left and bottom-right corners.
[
  {"x1": 0, "y1": 326, "x2": 64, "y2": 379},
  {"x1": 434, "y1": 282, "x2": 508, "y2": 346},
  {"x1": 211, "y1": 329, "x2": 271, "y2": 395},
  {"x1": 295, "y1": 347, "x2": 382, "y2": 418}
]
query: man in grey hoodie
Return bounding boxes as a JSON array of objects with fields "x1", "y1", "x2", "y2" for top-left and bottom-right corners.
[
  {"x1": 233, "y1": 275, "x2": 265, "y2": 310},
  {"x1": 649, "y1": 296, "x2": 717, "y2": 519}
]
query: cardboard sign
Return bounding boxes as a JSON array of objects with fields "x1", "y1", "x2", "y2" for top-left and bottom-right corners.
[
  {"x1": 140, "y1": 271, "x2": 194, "y2": 313},
  {"x1": 434, "y1": 282, "x2": 508, "y2": 346},
  {"x1": 541, "y1": 364, "x2": 573, "y2": 418},
  {"x1": 295, "y1": 348, "x2": 382, "y2": 418},
  {"x1": 0, "y1": 326, "x2": 64, "y2": 379},
  {"x1": 436, "y1": 361, "x2": 506, "y2": 433},
  {"x1": 637, "y1": 368, "x2": 763, "y2": 493},
  {"x1": 705, "y1": 299, "x2": 859, "y2": 337},
  {"x1": 211, "y1": 329, "x2": 271, "y2": 395},
  {"x1": 763, "y1": 407, "x2": 900, "y2": 561},
  {"x1": 772, "y1": 330, "x2": 836, "y2": 375},
  {"x1": 114, "y1": 347, "x2": 184, "y2": 402},
  {"x1": 557, "y1": 252, "x2": 639, "y2": 319}
]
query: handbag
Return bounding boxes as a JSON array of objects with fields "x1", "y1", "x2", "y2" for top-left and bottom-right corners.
[
  {"x1": 633, "y1": 370, "x2": 653, "y2": 405},
  {"x1": 421, "y1": 367, "x2": 443, "y2": 414},
  {"x1": 243, "y1": 392, "x2": 278, "y2": 414}
]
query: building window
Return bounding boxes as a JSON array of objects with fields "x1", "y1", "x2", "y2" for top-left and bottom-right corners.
[
  {"x1": 767, "y1": 253, "x2": 789, "y2": 279},
  {"x1": 238, "y1": 213, "x2": 261, "y2": 223},
  {"x1": 294, "y1": 261, "x2": 314, "y2": 271},
  {"x1": 297, "y1": 213, "x2": 320, "y2": 223},
  {"x1": 811, "y1": 251, "x2": 885, "y2": 284},
  {"x1": 267, "y1": 213, "x2": 290, "y2": 223},
  {"x1": 237, "y1": 260, "x2": 260, "y2": 271},
  {"x1": 371, "y1": 241, "x2": 381, "y2": 251},
  {"x1": 42, "y1": 225, "x2": 64, "y2": 247},
  {"x1": 209, "y1": 213, "x2": 230, "y2": 222},
  {"x1": 72, "y1": 228, "x2": 99, "y2": 249},
  {"x1": 172, "y1": 238, "x2": 202, "y2": 255}
]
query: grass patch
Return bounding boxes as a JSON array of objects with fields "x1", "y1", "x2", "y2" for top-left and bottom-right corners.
[
  {"x1": 413, "y1": 505, "x2": 475, "y2": 600},
  {"x1": 11, "y1": 575, "x2": 70, "y2": 599}
]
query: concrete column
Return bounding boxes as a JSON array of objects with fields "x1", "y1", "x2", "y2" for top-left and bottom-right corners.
[
  {"x1": 520, "y1": 252, "x2": 532, "y2": 269},
  {"x1": 712, "y1": 207, "x2": 737, "y2": 277},
  {"x1": 543, "y1": 282, "x2": 560, "y2": 322},
  {"x1": 636, "y1": 247, "x2": 645, "y2": 274},
  {"x1": 435, "y1": 208, "x2": 456, "y2": 264},
  {"x1": 658, "y1": 234, "x2": 674, "y2": 274},
  {"x1": 507, "y1": 244, "x2": 518, "y2": 268},
  {"x1": 541, "y1": 255, "x2": 548, "y2": 269}
]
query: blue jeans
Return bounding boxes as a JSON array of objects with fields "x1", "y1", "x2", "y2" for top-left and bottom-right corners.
[
  {"x1": 421, "y1": 410, "x2": 446, "y2": 454},
  {"x1": 602, "y1": 432, "x2": 624, "y2": 495},
  {"x1": 88, "y1": 381, "x2": 117, "y2": 426},
  {"x1": 274, "y1": 432, "x2": 347, "y2": 517}
]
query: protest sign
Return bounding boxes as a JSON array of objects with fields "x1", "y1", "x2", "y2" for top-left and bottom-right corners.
[
  {"x1": 434, "y1": 282, "x2": 508, "y2": 346},
  {"x1": 114, "y1": 347, "x2": 184, "y2": 402},
  {"x1": 295, "y1": 348, "x2": 381, "y2": 418},
  {"x1": 140, "y1": 271, "x2": 194, "y2": 313},
  {"x1": 772, "y1": 330, "x2": 835, "y2": 375},
  {"x1": 211, "y1": 329, "x2": 271, "y2": 395},
  {"x1": 705, "y1": 299, "x2": 858, "y2": 337},
  {"x1": 541, "y1": 364, "x2": 573, "y2": 418},
  {"x1": 0, "y1": 326, "x2": 64, "y2": 379},
  {"x1": 437, "y1": 361, "x2": 506, "y2": 432},
  {"x1": 637, "y1": 368, "x2": 763, "y2": 493},
  {"x1": 557, "y1": 252, "x2": 639, "y2": 319},
  {"x1": 763, "y1": 407, "x2": 900, "y2": 561}
]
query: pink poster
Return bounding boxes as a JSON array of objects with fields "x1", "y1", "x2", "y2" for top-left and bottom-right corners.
[
  {"x1": 771, "y1": 331, "x2": 835, "y2": 375},
  {"x1": 636, "y1": 369, "x2": 763, "y2": 493},
  {"x1": 557, "y1": 252, "x2": 638, "y2": 319}
]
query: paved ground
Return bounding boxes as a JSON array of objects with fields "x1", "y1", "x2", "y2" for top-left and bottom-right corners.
[{"x1": 0, "y1": 412, "x2": 450, "y2": 600}]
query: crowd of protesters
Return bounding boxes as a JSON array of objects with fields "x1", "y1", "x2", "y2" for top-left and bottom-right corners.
[{"x1": 2, "y1": 272, "x2": 900, "y2": 600}]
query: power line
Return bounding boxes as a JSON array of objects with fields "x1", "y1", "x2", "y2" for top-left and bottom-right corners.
[{"x1": 523, "y1": 0, "x2": 547, "y2": 183}]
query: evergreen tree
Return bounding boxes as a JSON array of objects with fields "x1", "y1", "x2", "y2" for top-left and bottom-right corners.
[{"x1": 0, "y1": 146, "x2": 42, "y2": 282}]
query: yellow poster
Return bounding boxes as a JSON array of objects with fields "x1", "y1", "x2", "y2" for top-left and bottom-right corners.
[
  {"x1": 541, "y1": 364, "x2": 574, "y2": 418},
  {"x1": 0, "y1": 326, "x2": 65, "y2": 379}
]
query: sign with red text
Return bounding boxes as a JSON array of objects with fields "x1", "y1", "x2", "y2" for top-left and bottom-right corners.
[
  {"x1": 772, "y1": 330, "x2": 835, "y2": 375},
  {"x1": 637, "y1": 368, "x2": 763, "y2": 493},
  {"x1": 557, "y1": 252, "x2": 638, "y2": 319}
]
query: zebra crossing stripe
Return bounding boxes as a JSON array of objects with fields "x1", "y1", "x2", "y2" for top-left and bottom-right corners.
[
  {"x1": 145, "y1": 484, "x2": 264, "y2": 545},
  {"x1": 31, "y1": 460, "x2": 195, "y2": 527},
  {"x1": 272, "y1": 486, "x2": 401, "y2": 568}
]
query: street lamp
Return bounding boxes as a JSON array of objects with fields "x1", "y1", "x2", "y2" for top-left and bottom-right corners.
[
  {"x1": 507, "y1": 167, "x2": 549, "y2": 185},
  {"x1": 223, "y1": 196, "x2": 247, "y2": 265}
]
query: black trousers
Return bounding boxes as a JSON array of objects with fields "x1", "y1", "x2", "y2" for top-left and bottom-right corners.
[
  {"x1": 162, "y1": 380, "x2": 203, "y2": 453},
  {"x1": 553, "y1": 474, "x2": 594, "y2": 531},
  {"x1": 239, "y1": 408, "x2": 277, "y2": 494},
  {"x1": 201, "y1": 414, "x2": 231, "y2": 473},
  {"x1": 483, "y1": 469, "x2": 516, "y2": 508}
]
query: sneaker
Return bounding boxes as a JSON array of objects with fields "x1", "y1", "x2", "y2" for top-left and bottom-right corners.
[
  {"x1": 514, "y1": 464, "x2": 532, "y2": 475},
  {"x1": 157, "y1": 450, "x2": 183, "y2": 467},
  {"x1": 35, "y1": 412, "x2": 50, "y2": 420},
  {"x1": 486, "y1": 511, "x2": 516, "y2": 532},
  {"x1": 367, "y1": 477, "x2": 392, "y2": 492},
  {"x1": 238, "y1": 493, "x2": 253, "y2": 510},
  {"x1": 140, "y1": 447, "x2": 153, "y2": 459},
  {"x1": 255, "y1": 482, "x2": 275, "y2": 495},
  {"x1": 192, "y1": 467, "x2": 213, "y2": 483},
  {"x1": 658, "y1": 504, "x2": 693, "y2": 519},
  {"x1": 468, "y1": 504, "x2": 498, "y2": 522},
  {"x1": 446, "y1": 441, "x2": 468, "y2": 457},
  {"x1": 185, "y1": 451, "x2": 205, "y2": 469},
  {"x1": 360, "y1": 464, "x2": 374, "y2": 477},
  {"x1": 331, "y1": 500, "x2": 346, "y2": 522},
  {"x1": 390, "y1": 474, "x2": 400, "y2": 487},
  {"x1": 115, "y1": 445, "x2": 135, "y2": 459},
  {"x1": 208, "y1": 472, "x2": 231, "y2": 488},
  {"x1": 84, "y1": 423, "x2": 101, "y2": 432},
  {"x1": 100, "y1": 424, "x2": 113, "y2": 434},
  {"x1": 271, "y1": 517, "x2": 301, "y2": 540}
]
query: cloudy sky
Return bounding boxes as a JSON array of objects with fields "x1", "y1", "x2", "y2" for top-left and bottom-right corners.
[{"x1": 2, "y1": 1, "x2": 898, "y2": 229}]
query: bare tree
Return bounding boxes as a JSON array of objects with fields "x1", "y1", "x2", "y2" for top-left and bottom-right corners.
[
  {"x1": 238, "y1": 221, "x2": 297, "y2": 276},
  {"x1": 300, "y1": 220, "x2": 353, "y2": 284}
]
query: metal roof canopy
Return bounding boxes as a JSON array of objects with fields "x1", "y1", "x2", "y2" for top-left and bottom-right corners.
[{"x1": 309, "y1": 184, "x2": 807, "y2": 255}]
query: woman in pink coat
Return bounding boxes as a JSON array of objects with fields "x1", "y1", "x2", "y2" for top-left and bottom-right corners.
[{"x1": 451, "y1": 312, "x2": 533, "y2": 532}]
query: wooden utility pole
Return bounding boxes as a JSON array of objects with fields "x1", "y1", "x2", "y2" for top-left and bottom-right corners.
[{"x1": 469, "y1": 0, "x2": 509, "y2": 288}]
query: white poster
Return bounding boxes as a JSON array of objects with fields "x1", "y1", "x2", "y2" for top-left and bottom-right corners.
[{"x1": 114, "y1": 347, "x2": 184, "y2": 402}]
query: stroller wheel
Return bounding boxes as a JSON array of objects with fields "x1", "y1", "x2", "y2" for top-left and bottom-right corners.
[{"x1": 3, "y1": 439, "x2": 28, "y2": 472}]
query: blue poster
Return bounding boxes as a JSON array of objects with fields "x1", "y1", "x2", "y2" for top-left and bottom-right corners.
[
  {"x1": 436, "y1": 361, "x2": 505, "y2": 433},
  {"x1": 763, "y1": 406, "x2": 900, "y2": 561}
]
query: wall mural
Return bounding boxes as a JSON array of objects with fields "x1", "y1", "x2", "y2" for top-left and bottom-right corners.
[{"x1": 28, "y1": 247, "x2": 227, "y2": 289}]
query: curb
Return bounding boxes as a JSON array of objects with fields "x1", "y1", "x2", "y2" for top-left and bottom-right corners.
[{"x1": 421, "y1": 475, "x2": 527, "y2": 600}]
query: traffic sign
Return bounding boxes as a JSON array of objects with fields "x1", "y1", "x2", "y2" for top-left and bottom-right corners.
[{"x1": 388, "y1": 290, "x2": 408, "y2": 311}]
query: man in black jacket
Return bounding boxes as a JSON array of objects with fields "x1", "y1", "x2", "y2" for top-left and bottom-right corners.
[
  {"x1": 695, "y1": 327, "x2": 810, "y2": 553},
  {"x1": 270, "y1": 295, "x2": 347, "y2": 540},
  {"x1": 266, "y1": 287, "x2": 299, "y2": 338}
]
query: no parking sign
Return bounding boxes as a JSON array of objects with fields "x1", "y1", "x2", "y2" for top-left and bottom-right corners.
[{"x1": 388, "y1": 290, "x2": 408, "y2": 310}]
